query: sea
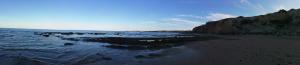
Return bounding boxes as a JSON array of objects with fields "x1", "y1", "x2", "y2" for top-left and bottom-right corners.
[{"x1": 0, "y1": 28, "x2": 199, "y2": 65}]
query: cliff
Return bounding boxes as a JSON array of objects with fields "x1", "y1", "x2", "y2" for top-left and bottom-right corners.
[{"x1": 193, "y1": 9, "x2": 300, "y2": 35}]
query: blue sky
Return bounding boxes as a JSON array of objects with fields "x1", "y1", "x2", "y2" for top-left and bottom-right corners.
[{"x1": 0, "y1": 0, "x2": 299, "y2": 31}]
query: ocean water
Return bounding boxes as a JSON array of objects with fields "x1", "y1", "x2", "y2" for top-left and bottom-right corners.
[{"x1": 0, "y1": 28, "x2": 199, "y2": 65}]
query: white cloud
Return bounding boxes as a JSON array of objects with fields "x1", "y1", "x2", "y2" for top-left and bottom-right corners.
[
  {"x1": 162, "y1": 18, "x2": 199, "y2": 25},
  {"x1": 238, "y1": 0, "x2": 300, "y2": 15},
  {"x1": 238, "y1": 0, "x2": 270, "y2": 14},
  {"x1": 205, "y1": 13, "x2": 237, "y2": 21},
  {"x1": 272, "y1": 0, "x2": 300, "y2": 11},
  {"x1": 137, "y1": 16, "x2": 205, "y2": 30},
  {"x1": 177, "y1": 13, "x2": 236, "y2": 21},
  {"x1": 143, "y1": 13, "x2": 236, "y2": 30},
  {"x1": 177, "y1": 14, "x2": 204, "y2": 19},
  {"x1": 139, "y1": 20, "x2": 197, "y2": 31},
  {"x1": 162, "y1": 13, "x2": 236, "y2": 26}
]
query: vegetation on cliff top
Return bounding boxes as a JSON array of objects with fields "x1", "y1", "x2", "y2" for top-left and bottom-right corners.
[{"x1": 193, "y1": 9, "x2": 300, "y2": 35}]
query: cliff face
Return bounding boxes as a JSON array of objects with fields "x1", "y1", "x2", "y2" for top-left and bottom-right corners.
[{"x1": 193, "y1": 9, "x2": 300, "y2": 35}]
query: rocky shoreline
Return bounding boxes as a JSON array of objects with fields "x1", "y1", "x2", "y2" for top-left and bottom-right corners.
[{"x1": 35, "y1": 32, "x2": 218, "y2": 50}]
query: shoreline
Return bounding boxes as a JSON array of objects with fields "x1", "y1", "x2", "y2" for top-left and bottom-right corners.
[{"x1": 2, "y1": 28, "x2": 300, "y2": 65}]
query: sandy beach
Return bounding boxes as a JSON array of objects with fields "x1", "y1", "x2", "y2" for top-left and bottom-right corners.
[
  {"x1": 179, "y1": 35, "x2": 300, "y2": 65},
  {"x1": 113, "y1": 35, "x2": 300, "y2": 65}
]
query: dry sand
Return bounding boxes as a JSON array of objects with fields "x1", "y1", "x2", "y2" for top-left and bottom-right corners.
[{"x1": 183, "y1": 35, "x2": 300, "y2": 65}]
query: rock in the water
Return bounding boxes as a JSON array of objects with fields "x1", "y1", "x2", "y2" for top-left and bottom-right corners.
[
  {"x1": 42, "y1": 35, "x2": 50, "y2": 37},
  {"x1": 64, "y1": 43, "x2": 74, "y2": 46},
  {"x1": 75, "y1": 33, "x2": 85, "y2": 35},
  {"x1": 60, "y1": 32, "x2": 74, "y2": 35},
  {"x1": 102, "y1": 57, "x2": 112, "y2": 60},
  {"x1": 193, "y1": 9, "x2": 300, "y2": 35}
]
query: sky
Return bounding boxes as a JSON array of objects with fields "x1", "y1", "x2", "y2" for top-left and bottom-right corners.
[{"x1": 0, "y1": 0, "x2": 300, "y2": 31}]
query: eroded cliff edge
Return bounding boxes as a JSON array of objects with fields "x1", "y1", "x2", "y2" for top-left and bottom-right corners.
[{"x1": 193, "y1": 9, "x2": 300, "y2": 35}]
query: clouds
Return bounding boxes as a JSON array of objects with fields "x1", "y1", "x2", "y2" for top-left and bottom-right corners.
[
  {"x1": 177, "y1": 13, "x2": 236, "y2": 21},
  {"x1": 238, "y1": 0, "x2": 270, "y2": 14},
  {"x1": 272, "y1": 0, "x2": 300, "y2": 11},
  {"x1": 162, "y1": 18, "x2": 199, "y2": 25},
  {"x1": 205, "y1": 13, "x2": 237, "y2": 21},
  {"x1": 237, "y1": 0, "x2": 300, "y2": 15},
  {"x1": 163, "y1": 13, "x2": 236, "y2": 25},
  {"x1": 142, "y1": 12, "x2": 236, "y2": 30},
  {"x1": 148, "y1": 17, "x2": 202, "y2": 30},
  {"x1": 177, "y1": 15, "x2": 203, "y2": 19}
]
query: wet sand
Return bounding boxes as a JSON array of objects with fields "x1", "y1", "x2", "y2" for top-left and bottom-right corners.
[{"x1": 182, "y1": 35, "x2": 300, "y2": 65}]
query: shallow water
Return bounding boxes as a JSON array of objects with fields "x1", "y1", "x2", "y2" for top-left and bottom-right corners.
[{"x1": 0, "y1": 28, "x2": 201, "y2": 65}]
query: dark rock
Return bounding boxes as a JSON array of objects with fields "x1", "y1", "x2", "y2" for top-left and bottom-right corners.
[
  {"x1": 64, "y1": 43, "x2": 74, "y2": 46},
  {"x1": 94, "y1": 33, "x2": 106, "y2": 35},
  {"x1": 42, "y1": 35, "x2": 50, "y2": 37},
  {"x1": 62, "y1": 38, "x2": 80, "y2": 41},
  {"x1": 102, "y1": 57, "x2": 112, "y2": 60},
  {"x1": 36, "y1": 32, "x2": 60, "y2": 36},
  {"x1": 87, "y1": 33, "x2": 106, "y2": 35},
  {"x1": 75, "y1": 33, "x2": 85, "y2": 35},
  {"x1": 61, "y1": 32, "x2": 74, "y2": 35},
  {"x1": 59, "y1": 35, "x2": 217, "y2": 50},
  {"x1": 193, "y1": 9, "x2": 300, "y2": 35}
]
